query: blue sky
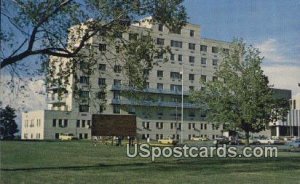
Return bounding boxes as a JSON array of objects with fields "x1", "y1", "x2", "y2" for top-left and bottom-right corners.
[{"x1": 184, "y1": 0, "x2": 300, "y2": 95}]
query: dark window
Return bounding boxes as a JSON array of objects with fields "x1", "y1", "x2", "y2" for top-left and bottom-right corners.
[
  {"x1": 189, "y1": 56, "x2": 195, "y2": 63},
  {"x1": 204, "y1": 124, "x2": 207, "y2": 130},
  {"x1": 158, "y1": 24, "x2": 163, "y2": 31},
  {"x1": 178, "y1": 54, "x2": 182, "y2": 61},
  {"x1": 114, "y1": 65, "x2": 122, "y2": 73},
  {"x1": 114, "y1": 79, "x2": 121, "y2": 86},
  {"x1": 201, "y1": 123, "x2": 203, "y2": 130},
  {"x1": 79, "y1": 105, "x2": 89, "y2": 112},
  {"x1": 80, "y1": 76, "x2": 89, "y2": 84},
  {"x1": 223, "y1": 48, "x2": 229, "y2": 54},
  {"x1": 99, "y1": 64, "x2": 106, "y2": 71},
  {"x1": 64, "y1": 119, "x2": 68, "y2": 127},
  {"x1": 84, "y1": 133, "x2": 88, "y2": 139},
  {"x1": 170, "y1": 84, "x2": 182, "y2": 92},
  {"x1": 113, "y1": 91, "x2": 120, "y2": 100},
  {"x1": 212, "y1": 59, "x2": 218, "y2": 66},
  {"x1": 170, "y1": 72, "x2": 181, "y2": 79},
  {"x1": 129, "y1": 33, "x2": 138, "y2": 40},
  {"x1": 189, "y1": 74, "x2": 194, "y2": 81},
  {"x1": 113, "y1": 105, "x2": 120, "y2": 114},
  {"x1": 52, "y1": 119, "x2": 56, "y2": 127},
  {"x1": 201, "y1": 75, "x2": 207, "y2": 82},
  {"x1": 99, "y1": 44, "x2": 106, "y2": 51},
  {"x1": 55, "y1": 133, "x2": 59, "y2": 139},
  {"x1": 189, "y1": 43, "x2": 195, "y2": 50},
  {"x1": 79, "y1": 91, "x2": 89, "y2": 98},
  {"x1": 213, "y1": 76, "x2": 218, "y2": 82},
  {"x1": 82, "y1": 120, "x2": 85, "y2": 128},
  {"x1": 157, "y1": 83, "x2": 163, "y2": 90},
  {"x1": 201, "y1": 58, "x2": 207, "y2": 65},
  {"x1": 98, "y1": 91, "x2": 106, "y2": 99},
  {"x1": 98, "y1": 78, "x2": 106, "y2": 86},
  {"x1": 189, "y1": 86, "x2": 194, "y2": 91},
  {"x1": 58, "y1": 119, "x2": 63, "y2": 127},
  {"x1": 200, "y1": 45, "x2": 207, "y2": 52},
  {"x1": 212, "y1": 46, "x2": 218, "y2": 53},
  {"x1": 170, "y1": 40, "x2": 182, "y2": 48},
  {"x1": 156, "y1": 38, "x2": 164, "y2": 45},
  {"x1": 157, "y1": 70, "x2": 163, "y2": 77},
  {"x1": 170, "y1": 54, "x2": 175, "y2": 61},
  {"x1": 77, "y1": 120, "x2": 80, "y2": 127},
  {"x1": 190, "y1": 30, "x2": 194, "y2": 37}
]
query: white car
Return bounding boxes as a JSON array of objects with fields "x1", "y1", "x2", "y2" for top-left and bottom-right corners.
[{"x1": 257, "y1": 138, "x2": 280, "y2": 145}]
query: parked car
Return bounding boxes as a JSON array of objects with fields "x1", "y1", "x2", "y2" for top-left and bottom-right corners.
[
  {"x1": 257, "y1": 138, "x2": 280, "y2": 145},
  {"x1": 213, "y1": 136, "x2": 230, "y2": 145},
  {"x1": 59, "y1": 133, "x2": 75, "y2": 141},
  {"x1": 239, "y1": 138, "x2": 260, "y2": 145},
  {"x1": 286, "y1": 139, "x2": 300, "y2": 148},
  {"x1": 158, "y1": 138, "x2": 178, "y2": 145},
  {"x1": 191, "y1": 136, "x2": 209, "y2": 141}
]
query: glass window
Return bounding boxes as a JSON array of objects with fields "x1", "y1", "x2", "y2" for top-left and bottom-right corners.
[
  {"x1": 157, "y1": 70, "x2": 163, "y2": 77},
  {"x1": 189, "y1": 43, "x2": 195, "y2": 50},
  {"x1": 190, "y1": 30, "x2": 194, "y2": 37},
  {"x1": 201, "y1": 58, "x2": 207, "y2": 65},
  {"x1": 200, "y1": 45, "x2": 207, "y2": 52},
  {"x1": 99, "y1": 64, "x2": 106, "y2": 71}
]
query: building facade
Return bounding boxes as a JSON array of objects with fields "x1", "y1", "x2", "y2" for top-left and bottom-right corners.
[{"x1": 24, "y1": 18, "x2": 289, "y2": 140}]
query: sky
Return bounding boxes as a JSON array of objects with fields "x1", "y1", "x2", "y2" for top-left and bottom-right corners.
[
  {"x1": 1, "y1": 0, "x2": 300, "y2": 126},
  {"x1": 184, "y1": 0, "x2": 300, "y2": 95}
]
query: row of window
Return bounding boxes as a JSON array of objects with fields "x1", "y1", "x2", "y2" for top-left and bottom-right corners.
[
  {"x1": 23, "y1": 133, "x2": 41, "y2": 139},
  {"x1": 52, "y1": 119, "x2": 91, "y2": 128},
  {"x1": 24, "y1": 119, "x2": 41, "y2": 128},
  {"x1": 142, "y1": 122, "x2": 217, "y2": 130},
  {"x1": 158, "y1": 24, "x2": 195, "y2": 37},
  {"x1": 141, "y1": 134, "x2": 220, "y2": 140}
]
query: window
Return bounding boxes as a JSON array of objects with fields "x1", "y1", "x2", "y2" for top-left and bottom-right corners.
[
  {"x1": 64, "y1": 119, "x2": 68, "y2": 127},
  {"x1": 99, "y1": 64, "x2": 106, "y2": 71},
  {"x1": 223, "y1": 48, "x2": 229, "y2": 54},
  {"x1": 189, "y1": 74, "x2": 194, "y2": 81},
  {"x1": 189, "y1": 86, "x2": 194, "y2": 91},
  {"x1": 190, "y1": 30, "x2": 194, "y2": 37},
  {"x1": 156, "y1": 38, "x2": 164, "y2": 45},
  {"x1": 157, "y1": 70, "x2": 163, "y2": 77},
  {"x1": 188, "y1": 43, "x2": 195, "y2": 50},
  {"x1": 98, "y1": 78, "x2": 106, "y2": 86},
  {"x1": 79, "y1": 91, "x2": 89, "y2": 98},
  {"x1": 128, "y1": 106, "x2": 135, "y2": 114},
  {"x1": 99, "y1": 44, "x2": 106, "y2": 51},
  {"x1": 170, "y1": 54, "x2": 175, "y2": 61},
  {"x1": 55, "y1": 133, "x2": 59, "y2": 139},
  {"x1": 170, "y1": 40, "x2": 182, "y2": 48},
  {"x1": 212, "y1": 59, "x2": 218, "y2": 66},
  {"x1": 170, "y1": 72, "x2": 181, "y2": 79},
  {"x1": 170, "y1": 84, "x2": 182, "y2": 92},
  {"x1": 213, "y1": 76, "x2": 218, "y2": 82},
  {"x1": 189, "y1": 56, "x2": 195, "y2": 63},
  {"x1": 142, "y1": 122, "x2": 150, "y2": 129},
  {"x1": 77, "y1": 120, "x2": 80, "y2": 127},
  {"x1": 189, "y1": 111, "x2": 195, "y2": 117},
  {"x1": 212, "y1": 46, "x2": 218, "y2": 53},
  {"x1": 200, "y1": 45, "x2": 207, "y2": 52},
  {"x1": 98, "y1": 91, "x2": 106, "y2": 99},
  {"x1": 201, "y1": 58, "x2": 207, "y2": 65},
  {"x1": 52, "y1": 119, "x2": 56, "y2": 127},
  {"x1": 158, "y1": 24, "x2": 163, "y2": 31},
  {"x1": 129, "y1": 33, "x2": 138, "y2": 40},
  {"x1": 170, "y1": 123, "x2": 174, "y2": 129},
  {"x1": 204, "y1": 124, "x2": 207, "y2": 130},
  {"x1": 114, "y1": 65, "x2": 122, "y2": 73},
  {"x1": 84, "y1": 133, "x2": 88, "y2": 139},
  {"x1": 178, "y1": 54, "x2": 182, "y2": 62},
  {"x1": 113, "y1": 91, "x2": 120, "y2": 100},
  {"x1": 82, "y1": 120, "x2": 86, "y2": 128},
  {"x1": 114, "y1": 79, "x2": 121, "y2": 86},
  {"x1": 79, "y1": 105, "x2": 89, "y2": 112},
  {"x1": 99, "y1": 105, "x2": 105, "y2": 113},
  {"x1": 212, "y1": 124, "x2": 215, "y2": 130},
  {"x1": 200, "y1": 123, "x2": 203, "y2": 130},
  {"x1": 156, "y1": 52, "x2": 163, "y2": 59},
  {"x1": 201, "y1": 75, "x2": 207, "y2": 82},
  {"x1": 113, "y1": 105, "x2": 120, "y2": 114},
  {"x1": 157, "y1": 83, "x2": 163, "y2": 90},
  {"x1": 80, "y1": 76, "x2": 89, "y2": 84},
  {"x1": 115, "y1": 46, "x2": 120, "y2": 53}
]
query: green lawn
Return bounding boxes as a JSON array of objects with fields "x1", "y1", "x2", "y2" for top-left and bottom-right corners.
[{"x1": 1, "y1": 141, "x2": 300, "y2": 184}]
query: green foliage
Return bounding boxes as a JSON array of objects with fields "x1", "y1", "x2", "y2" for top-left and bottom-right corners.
[
  {"x1": 191, "y1": 40, "x2": 289, "y2": 141},
  {"x1": 0, "y1": 106, "x2": 19, "y2": 139}
]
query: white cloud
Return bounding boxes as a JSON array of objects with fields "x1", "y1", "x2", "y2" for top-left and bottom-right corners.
[
  {"x1": 255, "y1": 38, "x2": 300, "y2": 96},
  {"x1": 255, "y1": 39, "x2": 284, "y2": 63}
]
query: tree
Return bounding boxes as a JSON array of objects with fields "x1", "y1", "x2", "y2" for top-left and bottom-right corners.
[
  {"x1": 0, "y1": 105, "x2": 19, "y2": 139},
  {"x1": 0, "y1": 0, "x2": 187, "y2": 69},
  {"x1": 191, "y1": 40, "x2": 289, "y2": 145}
]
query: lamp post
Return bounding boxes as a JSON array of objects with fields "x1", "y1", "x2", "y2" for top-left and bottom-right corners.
[{"x1": 180, "y1": 64, "x2": 184, "y2": 144}]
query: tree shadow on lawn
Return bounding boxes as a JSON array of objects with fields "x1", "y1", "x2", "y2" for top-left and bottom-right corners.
[{"x1": 1, "y1": 156, "x2": 300, "y2": 175}]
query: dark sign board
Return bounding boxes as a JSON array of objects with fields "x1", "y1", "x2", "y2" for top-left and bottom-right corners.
[{"x1": 91, "y1": 114, "x2": 136, "y2": 136}]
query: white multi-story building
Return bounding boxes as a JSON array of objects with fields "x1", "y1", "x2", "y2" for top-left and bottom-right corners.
[{"x1": 25, "y1": 17, "x2": 292, "y2": 140}]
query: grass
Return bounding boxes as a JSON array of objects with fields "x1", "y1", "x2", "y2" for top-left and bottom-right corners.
[{"x1": 1, "y1": 141, "x2": 300, "y2": 184}]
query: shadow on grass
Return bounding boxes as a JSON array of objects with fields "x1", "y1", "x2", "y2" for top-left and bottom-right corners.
[{"x1": 2, "y1": 156, "x2": 300, "y2": 174}]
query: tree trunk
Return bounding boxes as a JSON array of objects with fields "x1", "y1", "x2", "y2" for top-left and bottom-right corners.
[{"x1": 245, "y1": 131, "x2": 250, "y2": 146}]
